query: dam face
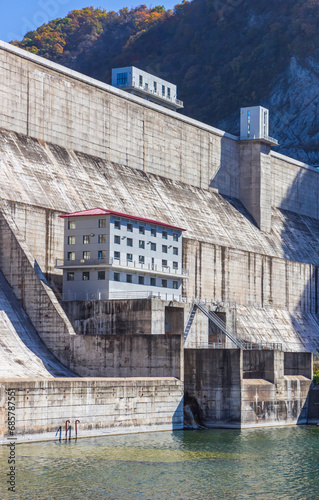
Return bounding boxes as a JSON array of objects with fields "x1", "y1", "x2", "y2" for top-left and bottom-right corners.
[{"x1": 0, "y1": 40, "x2": 318, "y2": 438}]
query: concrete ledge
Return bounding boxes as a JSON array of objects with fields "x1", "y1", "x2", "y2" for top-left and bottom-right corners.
[{"x1": 0, "y1": 377, "x2": 184, "y2": 443}]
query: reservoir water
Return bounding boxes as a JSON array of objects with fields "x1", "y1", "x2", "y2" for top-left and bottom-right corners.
[{"x1": 1, "y1": 426, "x2": 319, "y2": 500}]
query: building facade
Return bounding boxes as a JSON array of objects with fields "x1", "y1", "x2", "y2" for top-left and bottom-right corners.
[
  {"x1": 56, "y1": 208, "x2": 187, "y2": 301},
  {"x1": 240, "y1": 106, "x2": 278, "y2": 145},
  {"x1": 111, "y1": 66, "x2": 183, "y2": 111}
]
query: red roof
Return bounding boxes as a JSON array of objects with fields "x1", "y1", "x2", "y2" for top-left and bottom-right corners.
[{"x1": 59, "y1": 208, "x2": 186, "y2": 231}]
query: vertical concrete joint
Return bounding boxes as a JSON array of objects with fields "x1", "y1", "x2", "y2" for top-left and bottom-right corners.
[{"x1": 239, "y1": 141, "x2": 272, "y2": 233}]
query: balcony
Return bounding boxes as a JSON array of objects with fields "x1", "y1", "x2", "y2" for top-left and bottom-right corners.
[
  {"x1": 240, "y1": 134, "x2": 278, "y2": 146},
  {"x1": 61, "y1": 290, "x2": 184, "y2": 302},
  {"x1": 119, "y1": 82, "x2": 184, "y2": 109},
  {"x1": 55, "y1": 257, "x2": 189, "y2": 278}
]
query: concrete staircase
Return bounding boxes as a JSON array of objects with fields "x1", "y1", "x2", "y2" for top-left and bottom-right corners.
[{"x1": 0, "y1": 271, "x2": 74, "y2": 378}]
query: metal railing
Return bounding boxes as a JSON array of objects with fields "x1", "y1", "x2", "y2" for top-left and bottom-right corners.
[
  {"x1": 122, "y1": 81, "x2": 184, "y2": 107},
  {"x1": 61, "y1": 290, "x2": 183, "y2": 302},
  {"x1": 184, "y1": 299, "x2": 283, "y2": 351},
  {"x1": 195, "y1": 300, "x2": 245, "y2": 349},
  {"x1": 264, "y1": 135, "x2": 278, "y2": 144},
  {"x1": 186, "y1": 342, "x2": 228, "y2": 349},
  {"x1": 241, "y1": 341, "x2": 282, "y2": 351},
  {"x1": 55, "y1": 257, "x2": 189, "y2": 277},
  {"x1": 185, "y1": 341, "x2": 282, "y2": 351}
]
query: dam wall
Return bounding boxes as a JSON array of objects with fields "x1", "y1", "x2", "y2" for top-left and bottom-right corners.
[
  {"x1": 0, "y1": 41, "x2": 318, "y2": 352},
  {"x1": 0, "y1": 203, "x2": 75, "y2": 367},
  {"x1": 0, "y1": 377, "x2": 184, "y2": 442},
  {"x1": 184, "y1": 349, "x2": 312, "y2": 428},
  {"x1": 1, "y1": 40, "x2": 319, "y2": 225},
  {"x1": 0, "y1": 41, "x2": 239, "y2": 197},
  {"x1": 0, "y1": 132, "x2": 319, "y2": 350}
]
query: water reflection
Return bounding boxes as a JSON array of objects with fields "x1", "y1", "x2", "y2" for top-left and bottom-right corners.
[{"x1": 0, "y1": 427, "x2": 318, "y2": 500}]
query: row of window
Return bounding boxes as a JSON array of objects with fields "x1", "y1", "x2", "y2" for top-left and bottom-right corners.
[
  {"x1": 67, "y1": 219, "x2": 108, "y2": 230},
  {"x1": 114, "y1": 220, "x2": 179, "y2": 240},
  {"x1": 67, "y1": 219, "x2": 179, "y2": 241},
  {"x1": 68, "y1": 236, "x2": 180, "y2": 249},
  {"x1": 67, "y1": 250, "x2": 179, "y2": 268},
  {"x1": 68, "y1": 234, "x2": 107, "y2": 245},
  {"x1": 113, "y1": 236, "x2": 178, "y2": 254},
  {"x1": 67, "y1": 270, "x2": 179, "y2": 288},
  {"x1": 138, "y1": 75, "x2": 171, "y2": 98}
]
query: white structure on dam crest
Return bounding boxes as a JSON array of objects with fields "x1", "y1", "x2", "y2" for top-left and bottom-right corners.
[{"x1": 112, "y1": 66, "x2": 183, "y2": 111}]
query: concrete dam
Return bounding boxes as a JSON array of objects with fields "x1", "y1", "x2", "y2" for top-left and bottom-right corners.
[{"x1": 0, "y1": 40, "x2": 318, "y2": 438}]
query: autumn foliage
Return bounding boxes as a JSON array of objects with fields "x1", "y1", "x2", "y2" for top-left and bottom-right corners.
[{"x1": 11, "y1": 6, "x2": 171, "y2": 61}]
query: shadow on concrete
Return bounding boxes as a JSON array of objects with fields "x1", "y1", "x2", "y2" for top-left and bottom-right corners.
[{"x1": 279, "y1": 166, "x2": 319, "y2": 353}]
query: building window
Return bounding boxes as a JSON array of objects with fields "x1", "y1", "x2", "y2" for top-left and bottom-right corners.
[
  {"x1": 68, "y1": 236, "x2": 75, "y2": 245},
  {"x1": 162, "y1": 245, "x2": 167, "y2": 253},
  {"x1": 173, "y1": 233, "x2": 178, "y2": 242},
  {"x1": 139, "y1": 240, "x2": 145, "y2": 249},
  {"x1": 139, "y1": 75, "x2": 143, "y2": 87},
  {"x1": 127, "y1": 238, "x2": 133, "y2": 247},
  {"x1": 162, "y1": 231, "x2": 167, "y2": 239},
  {"x1": 139, "y1": 255, "x2": 145, "y2": 264},
  {"x1": 83, "y1": 251, "x2": 90, "y2": 260},
  {"x1": 145, "y1": 83, "x2": 148, "y2": 90},
  {"x1": 151, "y1": 228, "x2": 156, "y2": 237},
  {"x1": 68, "y1": 220, "x2": 76, "y2": 230},
  {"x1": 162, "y1": 279, "x2": 167, "y2": 288},
  {"x1": 139, "y1": 275, "x2": 144, "y2": 285},
  {"x1": 114, "y1": 235, "x2": 121, "y2": 244},
  {"x1": 173, "y1": 247, "x2": 178, "y2": 255},
  {"x1": 98, "y1": 271, "x2": 105, "y2": 280},
  {"x1": 67, "y1": 251, "x2": 75, "y2": 261},
  {"x1": 127, "y1": 253, "x2": 133, "y2": 262},
  {"x1": 98, "y1": 250, "x2": 106, "y2": 260},
  {"x1": 167, "y1": 88, "x2": 171, "y2": 98},
  {"x1": 83, "y1": 235, "x2": 90, "y2": 244},
  {"x1": 150, "y1": 277, "x2": 156, "y2": 286},
  {"x1": 98, "y1": 234, "x2": 106, "y2": 244},
  {"x1": 173, "y1": 261, "x2": 178, "y2": 269},
  {"x1": 99, "y1": 219, "x2": 106, "y2": 228},
  {"x1": 162, "y1": 85, "x2": 165, "y2": 96},
  {"x1": 126, "y1": 274, "x2": 133, "y2": 283},
  {"x1": 114, "y1": 220, "x2": 121, "y2": 230},
  {"x1": 173, "y1": 281, "x2": 178, "y2": 289},
  {"x1": 82, "y1": 271, "x2": 90, "y2": 281},
  {"x1": 162, "y1": 259, "x2": 167, "y2": 267},
  {"x1": 114, "y1": 251, "x2": 120, "y2": 260},
  {"x1": 127, "y1": 223, "x2": 133, "y2": 232},
  {"x1": 117, "y1": 72, "x2": 127, "y2": 85},
  {"x1": 153, "y1": 81, "x2": 157, "y2": 92},
  {"x1": 67, "y1": 272, "x2": 74, "y2": 281},
  {"x1": 151, "y1": 242, "x2": 156, "y2": 251},
  {"x1": 114, "y1": 272, "x2": 120, "y2": 282},
  {"x1": 247, "y1": 110, "x2": 251, "y2": 138},
  {"x1": 139, "y1": 226, "x2": 145, "y2": 235}
]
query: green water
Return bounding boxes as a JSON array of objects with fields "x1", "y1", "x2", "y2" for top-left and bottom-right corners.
[{"x1": 1, "y1": 427, "x2": 319, "y2": 500}]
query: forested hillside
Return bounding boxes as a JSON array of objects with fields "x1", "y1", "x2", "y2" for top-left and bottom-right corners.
[{"x1": 11, "y1": 1, "x2": 319, "y2": 164}]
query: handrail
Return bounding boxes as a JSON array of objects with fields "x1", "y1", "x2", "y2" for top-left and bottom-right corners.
[
  {"x1": 195, "y1": 300, "x2": 245, "y2": 349},
  {"x1": 55, "y1": 257, "x2": 189, "y2": 277}
]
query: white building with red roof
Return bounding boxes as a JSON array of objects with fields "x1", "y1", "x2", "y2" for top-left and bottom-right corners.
[{"x1": 56, "y1": 208, "x2": 188, "y2": 301}]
